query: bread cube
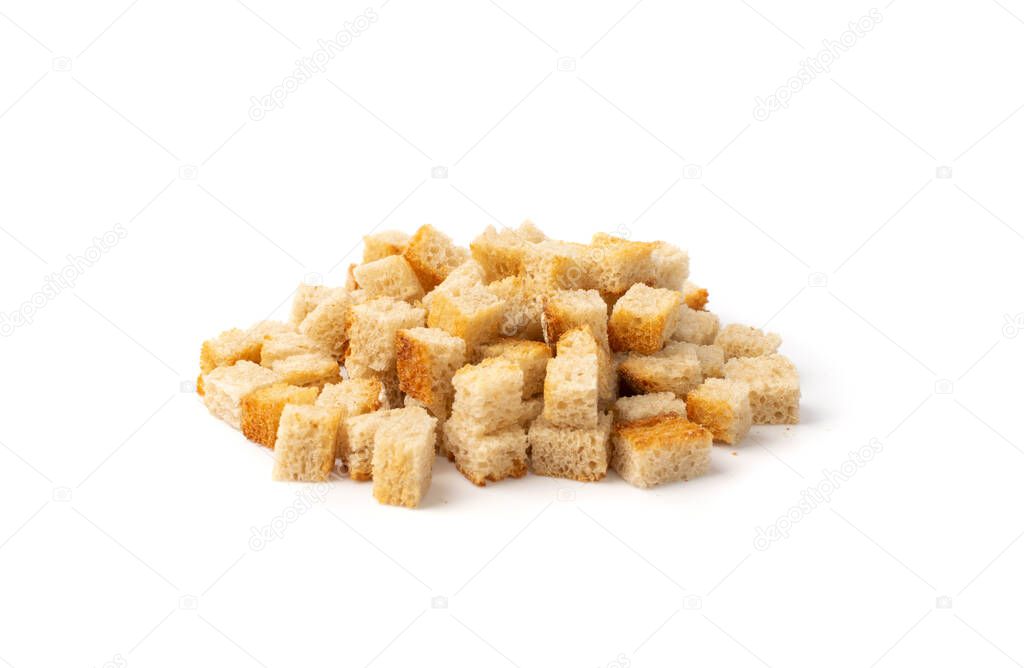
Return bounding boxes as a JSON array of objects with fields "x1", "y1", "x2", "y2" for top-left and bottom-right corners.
[
  {"x1": 614, "y1": 392, "x2": 687, "y2": 423},
  {"x1": 241, "y1": 383, "x2": 319, "y2": 448},
  {"x1": 724, "y1": 354, "x2": 800, "y2": 424},
  {"x1": 203, "y1": 361, "x2": 281, "y2": 429},
  {"x1": 520, "y1": 396, "x2": 544, "y2": 427},
  {"x1": 298, "y1": 289, "x2": 360, "y2": 358},
  {"x1": 363, "y1": 230, "x2": 409, "y2": 263},
  {"x1": 343, "y1": 410, "x2": 393, "y2": 480},
  {"x1": 470, "y1": 224, "x2": 537, "y2": 282},
  {"x1": 618, "y1": 342, "x2": 702, "y2": 398},
  {"x1": 272, "y1": 405, "x2": 342, "y2": 482},
  {"x1": 543, "y1": 289, "x2": 608, "y2": 348},
  {"x1": 588, "y1": 233, "x2": 659, "y2": 292},
  {"x1": 528, "y1": 412, "x2": 613, "y2": 482},
  {"x1": 650, "y1": 242, "x2": 689, "y2": 290},
  {"x1": 268, "y1": 353, "x2": 341, "y2": 387},
  {"x1": 260, "y1": 332, "x2": 326, "y2": 365},
  {"x1": 686, "y1": 378, "x2": 752, "y2": 444},
  {"x1": 665, "y1": 341, "x2": 725, "y2": 379},
  {"x1": 199, "y1": 328, "x2": 262, "y2": 374},
  {"x1": 543, "y1": 351, "x2": 598, "y2": 428},
  {"x1": 316, "y1": 378, "x2": 384, "y2": 457},
  {"x1": 422, "y1": 260, "x2": 485, "y2": 310},
  {"x1": 487, "y1": 275, "x2": 544, "y2": 340},
  {"x1": 715, "y1": 324, "x2": 782, "y2": 360},
  {"x1": 291, "y1": 284, "x2": 343, "y2": 326},
  {"x1": 443, "y1": 418, "x2": 528, "y2": 486},
  {"x1": 427, "y1": 286, "x2": 506, "y2": 353},
  {"x1": 556, "y1": 327, "x2": 617, "y2": 409},
  {"x1": 478, "y1": 338, "x2": 551, "y2": 398},
  {"x1": 524, "y1": 240, "x2": 589, "y2": 294},
  {"x1": 396, "y1": 327, "x2": 467, "y2": 418},
  {"x1": 682, "y1": 281, "x2": 709, "y2": 311},
  {"x1": 674, "y1": 306, "x2": 720, "y2": 345},
  {"x1": 347, "y1": 297, "x2": 427, "y2": 377},
  {"x1": 403, "y1": 224, "x2": 469, "y2": 290},
  {"x1": 608, "y1": 284, "x2": 682, "y2": 354},
  {"x1": 611, "y1": 416, "x2": 712, "y2": 488},
  {"x1": 450, "y1": 358, "x2": 524, "y2": 432},
  {"x1": 352, "y1": 255, "x2": 425, "y2": 302},
  {"x1": 372, "y1": 407, "x2": 437, "y2": 508}
]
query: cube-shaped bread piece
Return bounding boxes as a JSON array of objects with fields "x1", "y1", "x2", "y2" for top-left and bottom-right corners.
[
  {"x1": 682, "y1": 281, "x2": 709, "y2": 311},
  {"x1": 241, "y1": 383, "x2": 320, "y2": 448},
  {"x1": 618, "y1": 343, "x2": 702, "y2": 398},
  {"x1": 200, "y1": 328, "x2": 263, "y2": 374},
  {"x1": 403, "y1": 224, "x2": 470, "y2": 290},
  {"x1": 260, "y1": 332, "x2": 326, "y2": 365},
  {"x1": 443, "y1": 418, "x2": 528, "y2": 486},
  {"x1": 589, "y1": 233, "x2": 658, "y2": 293},
  {"x1": 396, "y1": 327, "x2": 467, "y2": 418},
  {"x1": 520, "y1": 396, "x2": 544, "y2": 427},
  {"x1": 724, "y1": 354, "x2": 800, "y2": 424},
  {"x1": 450, "y1": 357, "x2": 524, "y2": 432},
  {"x1": 674, "y1": 306, "x2": 720, "y2": 345},
  {"x1": 556, "y1": 327, "x2": 617, "y2": 409},
  {"x1": 543, "y1": 289, "x2": 608, "y2": 348},
  {"x1": 363, "y1": 230, "x2": 409, "y2": 263},
  {"x1": 422, "y1": 260, "x2": 485, "y2": 310},
  {"x1": 543, "y1": 351, "x2": 598, "y2": 428},
  {"x1": 290, "y1": 284, "x2": 343, "y2": 326},
  {"x1": 686, "y1": 378, "x2": 752, "y2": 445},
  {"x1": 317, "y1": 378, "x2": 384, "y2": 458},
  {"x1": 470, "y1": 224, "x2": 536, "y2": 282},
  {"x1": 614, "y1": 392, "x2": 687, "y2": 423},
  {"x1": 524, "y1": 240, "x2": 590, "y2": 294},
  {"x1": 266, "y1": 352, "x2": 340, "y2": 387},
  {"x1": 487, "y1": 275, "x2": 544, "y2": 340},
  {"x1": 272, "y1": 405, "x2": 342, "y2": 482},
  {"x1": 528, "y1": 412, "x2": 613, "y2": 482},
  {"x1": 372, "y1": 407, "x2": 437, "y2": 508},
  {"x1": 611, "y1": 416, "x2": 712, "y2": 488},
  {"x1": 347, "y1": 297, "x2": 427, "y2": 377},
  {"x1": 715, "y1": 324, "x2": 782, "y2": 360},
  {"x1": 608, "y1": 284, "x2": 682, "y2": 354},
  {"x1": 427, "y1": 286, "x2": 506, "y2": 353},
  {"x1": 203, "y1": 361, "x2": 281, "y2": 429},
  {"x1": 478, "y1": 338, "x2": 551, "y2": 398},
  {"x1": 663, "y1": 341, "x2": 724, "y2": 379},
  {"x1": 352, "y1": 255, "x2": 425, "y2": 302},
  {"x1": 343, "y1": 409, "x2": 395, "y2": 480},
  {"x1": 298, "y1": 289, "x2": 360, "y2": 358},
  {"x1": 650, "y1": 242, "x2": 689, "y2": 290}
]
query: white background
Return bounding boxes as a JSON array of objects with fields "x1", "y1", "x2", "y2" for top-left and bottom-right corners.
[{"x1": 2, "y1": 1, "x2": 1023, "y2": 666}]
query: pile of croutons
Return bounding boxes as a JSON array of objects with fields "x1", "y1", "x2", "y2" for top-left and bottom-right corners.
[{"x1": 198, "y1": 223, "x2": 800, "y2": 508}]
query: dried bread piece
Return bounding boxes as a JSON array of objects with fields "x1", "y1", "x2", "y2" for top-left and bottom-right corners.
[
  {"x1": 611, "y1": 416, "x2": 712, "y2": 488},
  {"x1": 241, "y1": 383, "x2": 320, "y2": 448},
  {"x1": 544, "y1": 342, "x2": 599, "y2": 429},
  {"x1": 272, "y1": 405, "x2": 342, "y2": 482},
  {"x1": 268, "y1": 353, "x2": 341, "y2": 387},
  {"x1": 488, "y1": 275, "x2": 544, "y2": 340},
  {"x1": 427, "y1": 286, "x2": 506, "y2": 353},
  {"x1": 724, "y1": 354, "x2": 800, "y2": 425},
  {"x1": 686, "y1": 378, "x2": 752, "y2": 444},
  {"x1": 396, "y1": 327, "x2": 467, "y2": 419},
  {"x1": 443, "y1": 419, "x2": 528, "y2": 486},
  {"x1": 674, "y1": 306, "x2": 720, "y2": 345},
  {"x1": 203, "y1": 361, "x2": 281, "y2": 429},
  {"x1": 344, "y1": 410, "x2": 394, "y2": 480},
  {"x1": 403, "y1": 224, "x2": 469, "y2": 290},
  {"x1": 260, "y1": 332, "x2": 326, "y2": 365},
  {"x1": 682, "y1": 281, "x2": 709, "y2": 311},
  {"x1": 556, "y1": 326, "x2": 617, "y2": 409},
  {"x1": 520, "y1": 396, "x2": 544, "y2": 427},
  {"x1": 715, "y1": 324, "x2": 782, "y2": 360},
  {"x1": 614, "y1": 392, "x2": 687, "y2": 423},
  {"x1": 422, "y1": 260, "x2": 485, "y2": 310},
  {"x1": 588, "y1": 233, "x2": 658, "y2": 294},
  {"x1": 608, "y1": 284, "x2": 682, "y2": 354},
  {"x1": 543, "y1": 289, "x2": 608, "y2": 348},
  {"x1": 200, "y1": 328, "x2": 262, "y2": 374},
  {"x1": 363, "y1": 230, "x2": 409, "y2": 263},
  {"x1": 666, "y1": 341, "x2": 725, "y2": 379},
  {"x1": 372, "y1": 407, "x2": 437, "y2": 508},
  {"x1": 347, "y1": 297, "x2": 427, "y2": 377},
  {"x1": 291, "y1": 285, "x2": 345, "y2": 326},
  {"x1": 298, "y1": 289, "x2": 362, "y2": 358},
  {"x1": 618, "y1": 342, "x2": 702, "y2": 398},
  {"x1": 478, "y1": 338, "x2": 551, "y2": 399},
  {"x1": 316, "y1": 378, "x2": 384, "y2": 458},
  {"x1": 524, "y1": 240, "x2": 589, "y2": 294},
  {"x1": 650, "y1": 242, "x2": 689, "y2": 290},
  {"x1": 470, "y1": 223, "x2": 540, "y2": 282},
  {"x1": 528, "y1": 411, "x2": 613, "y2": 481},
  {"x1": 450, "y1": 357, "x2": 524, "y2": 432},
  {"x1": 352, "y1": 255, "x2": 424, "y2": 302}
]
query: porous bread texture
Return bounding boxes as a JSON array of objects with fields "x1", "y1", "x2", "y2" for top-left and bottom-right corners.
[
  {"x1": 260, "y1": 332, "x2": 326, "y2": 365},
  {"x1": 200, "y1": 328, "x2": 262, "y2": 374},
  {"x1": 291, "y1": 285, "x2": 344, "y2": 326},
  {"x1": 470, "y1": 224, "x2": 540, "y2": 282},
  {"x1": 298, "y1": 289, "x2": 361, "y2": 358},
  {"x1": 618, "y1": 342, "x2": 703, "y2": 398},
  {"x1": 611, "y1": 416, "x2": 712, "y2": 488},
  {"x1": 268, "y1": 353, "x2": 341, "y2": 387},
  {"x1": 650, "y1": 242, "x2": 689, "y2": 290},
  {"x1": 523, "y1": 239, "x2": 589, "y2": 294},
  {"x1": 247, "y1": 320, "x2": 294, "y2": 341},
  {"x1": 272, "y1": 405, "x2": 341, "y2": 482},
  {"x1": 422, "y1": 259, "x2": 485, "y2": 310},
  {"x1": 443, "y1": 419, "x2": 528, "y2": 486},
  {"x1": 427, "y1": 285, "x2": 506, "y2": 353},
  {"x1": 614, "y1": 392, "x2": 687, "y2": 423},
  {"x1": 403, "y1": 224, "x2": 470, "y2": 290},
  {"x1": 450, "y1": 357, "x2": 524, "y2": 432},
  {"x1": 556, "y1": 326, "x2": 617, "y2": 409},
  {"x1": 666, "y1": 341, "x2": 725, "y2": 379},
  {"x1": 363, "y1": 230, "x2": 410, "y2": 263},
  {"x1": 203, "y1": 361, "x2": 281, "y2": 429},
  {"x1": 528, "y1": 411, "x2": 613, "y2": 481},
  {"x1": 346, "y1": 297, "x2": 427, "y2": 377},
  {"x1": 544, "y1": 339, "x2": 599, "y2": 428},
  {"x1": 686, "y1": 378, "x2": 752, "y2": 445},
  {"x1": 520, "y1": 396, "x2": 544, "y2": 427},
  {"x1": 542, "y1": 289, "x2": 608, "y2": 348},
  {"x1": 588, "y1": 233, "x2": 658, "y2": 294},
  {"x1": 724, "y1": 354, "x2": 800, "y2": 425},
  {"x1": 395, "y1": 327, "x2": 467, "y2": 419},
  {"x1": 352, "y1": 255, "x2": 425, "y2": 302},
  {"x1": 371, "y1": 407, "x2": 437, "y2": 508},
  {"x1": 241, "y1": 383, "x2": 320, "y2": 448},
  {"x1": 478, "y1": 338, "x2": 551, "y2": 398},
  {"x1": 682, "y1": 281, "x2": 709, "y2": 311},
  {"x1": 674, "y1": 305, "x2": 720, "y2": 345},
  {"x1": 715, "y1": 324, "x2": 782, "y2": 360},
  {"x1": 608, "y1": 284, "x2": 682, "y2": 354},
  {"x1": 316, "y1": 378, "x2": 384, "y2": 458},
  {"x1": 487, "y1": 275, "x2": 544, "y2": 340},
  {"x1": 343, "y1": 410, "x2": 395, "y2": 481}
]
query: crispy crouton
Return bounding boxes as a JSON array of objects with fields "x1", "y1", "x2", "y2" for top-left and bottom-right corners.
[
  {"x1": 203, "y1": 361, "x2": 281, "y2": 429},
  {"x1": 614, "y1": 392, "x2": 687, "y2": 423},
  {"x1": 618, "y1": 341, "x2": 703, "y2": 398},
  {"x1": 528, "y1": 412, "x2": 613, "y2": 481},
  {"x1": 363, "y1": 230, "x2": 409, "y2": 263},
  {"x1": 478, "y1": 338, "x2": 551, "y2": 398},
  {"x1": 396, "y1": 327, "x2": 467, "y2": 419},
  {"x1": 272, "y1": 405, "x2": 342, "y2": 482},
  {"x1": 403, "y1": 224, "x2": 470, "y2": 290},
  {"x1": 543, "y1": 289, "x2": 608, "y2": 348},
  {"x1": 352, "y1": 255, "x2": 424, "y2": 302},
  {"x1": 686, "y1": 378, "x2": 752, "y2": 445},
  {"x1": 673, "y1": 306, "x2": 720, "y2": 345},
  {"x1": 372, "y1": 407, "x2": 437, "y2": 508},
  {"x1": 611, "y1": 416, "x2": 712, "y2": 488},
  {"x1": 427, "y1": 286, "x2": 506, "y2": 353},
  {"x1": 608, "y1": 284, "x2": 682, "y2": 354},
  {"x1": 346, "y1": 297, "x2": 427, "y2": 377},
  {"x1": 241, "y1": 383, "x2": 320, "y2": 448},
  {"x1": 724, "y1": 354, "x2": 800, "y2": 424},
  {"x1": 715, "y1": 324, "x2": 782, "y2": 360}
]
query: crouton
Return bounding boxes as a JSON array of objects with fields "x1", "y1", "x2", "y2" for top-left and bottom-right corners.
[
  {"x1": 650, "y1": 242, "x2": 689, "y2": 290},
  {"x1": 724, "y1": 354, "x2": 800, "y2": 424},
  {"x1": 611, "y1": 416, "x2": 712, "y2": 488},
  {"x1": 614, "y1": 392, "x2": 687, "y2": 423},
  {"x1": 352, "y1": 255, "x2": 425, "y2": 302},
  {"x1": 682, "y1": 281, "x2": 709, "y2": 311},
  {"x1": 487, "y1": 275, "x2": 544, "y2": 340},
  {"x1": 199, "y1": 328, "x2": 262, "y2": 374},
  {"x1": 618, "y1": 342, "x2": 702, "y2": 398},
  {"x1": 666, "y1": 341, "x2": 725, "y2": 378},
  {"x1": 543, "y1": 289, "x2": 608, "y2": 348},
  {"x1": 520, "y1": 396, "x2": 544, "y2": 427},
  {"x1": 291, "y1": 284, "x2": 343, "y2": 326},
  {"x1": 317, "y1": 378, "x2": 385, "y2": 458},
  {"x1": 478, "y1": 338, "x2": 551, "y2": 398},
  {"x1": 543, "y1": 348, "x2": 599, "y2": 428},
  {"x1": 523, "y1": 240, "x2": 589, "y2": 294},
  {"x1": 266, "y1": 353, "x2": 340, "y2": 387},
  {"x1": 363, "y1": 230, "x2": 409, "y2": 263},
  {"x1": 443, "y1": 419, "x2": 528, "y2": 486},
  {"x1": 346, "y1": 297, "x2": 427, "y2": 377},
  {"x1": 241, "y1": 383, "x2": 320, "y2": 448},
  {"x1": 470, "y1": 223, "x2": 543, "y2": 281},
  {"x1": 589, "y1": 233, "x2": 659, "y2": 293},
  {"x1": 608, "y1": 284, "x2": 682, "y2": 354},
  {"x1": 260, "y1": 332, "x2": 326, "y2": 365},
  {"x1": 272, "y1": 405, "x2": 342, "y2": 482},
  {"x1": 556, "y1": 326, "x2": 617, "y2": 409},
  {"x1": 528, "y1": 412, "x2": 613, "y2": 481},
  {"x1": 673, "y1": 306, "x2": 720, "y2": 345},
  {"x1": 298, "y1": 289, "x2": 361, "y2": 358},
  {"x1": 422, "y1": 260, "x2": 485, "y2": 310},
  {"x1": 450, "y1": 357, "x2": 524, "y2": 432},
  {"x1": 396, "y1": 327, "x2": 467, "y2": 419},
  {"x1": 372, "y1": 407, "x2": 437, "y2": 508},
  {"x1": 427, "y1": 286, "x2": 506, "y2": 353},
  {"x1": 343, "y1": 410, "x2": 394, "y2": 480},
  {"x1": 403, "y1": 224, "x2": 469, "y2": 290},
  {"x1": 203, "y1": 361, "x2": 281, "y2": 429},
  {"x1": 715, "y1": 324, "x2": 782, "y2": 360},
  {"x1": 686, "y1": 378, "x2": 752, "y2": 445}
]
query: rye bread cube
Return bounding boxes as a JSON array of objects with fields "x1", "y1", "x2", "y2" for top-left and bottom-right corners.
[
  {"x1": 686, "y1": 378, "x2": 752, "y2": 445},
  {"x1": 611, "y1": 416, "x2": 712, "y2": 488},
  {"x1": 272, "y1": 405, "x2": 343, "y2": 482},
  {"x1": 528, "y1": 411, "x2": 613, "y2": 482}
]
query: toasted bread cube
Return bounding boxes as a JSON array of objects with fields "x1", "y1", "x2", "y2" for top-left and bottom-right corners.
[
  {"x1": 372, "y1": 407, "x2": 437, "y2": 508},
  {"x1": 650, "y1": 242, "x2": 689, "y2": 290},
  {"x1": 241, "y1": 383, "x2": 320, "y2": 448},
  {"x1": 478, "y1": 338, "x2": 551, "y2": 398},
  {"x1": 556, "y1": 327, "x2": 617, "y2": 409},
  {"x1": 422, "y1": 260, "x2": 485, "y2": 309},
  {"x1": 363, "y1": 230, "x2": 409, "y2": 263},
  {"x1": 524, "y1": 240, "x2": 590, "y2": 294},
  {"x1": 290, "y1": 284, "x2": 341, "y2": 326},
  {"x1": 272, "y1": 405, "x2": 342, "y2": 482},
  {"x1": 469, "y1": 222, "x2": 544, "y2": 281},
  {"x1": 724, "y1": 354, "x2": 800, "y2": 425},
  {"x1": 544, "y1": 350, "x2": 598, "y2": 429},
  {"x1": 715, "y1": 324, "x2": 782, "y2": 360},
  {"x1": 543, "y1": 289, "x2": 608, "y2": 348},
  {"x1": 299, "y1": 289, "x2": 361, "y2": 358},
  {"x1": 427, "y1": 286, "x2": 506, "y2": 353},
  {"x1": 203, "y1": 361, "x2": 281, "y2": 429},
  {"x1": 674, "y1": 306, "x2": 720, "y2": 345},
  {"x1": 260, "y1": 332, "x2": 326, "y2": 365},
  {"x1": 589, "y1": 233, "x2": 658, "y2": 293},
  {"x1": 611, "y1": 416, "x2": 712, "y2": 488},
  {"x1": 200, "y1": 328, "x2": 262, "y2": 374},
  {"x1": 347, "y1": 297, "x2": 427, "y2": 377},
  {"x1": 443, "y1": 418, "x2": 528, "y2": 486},
  {"x1": 450, "y1": 358, "x2": 524, "y2": 432},
  {"x1": 682, "y1": 281, "x2": 709, "y2": 311},
  {"x1": 528, "y1": 412, "x2": 613, "y2": 481},
  {"x1": 686, "y1": 378, "x2": 752, "y2": 445},
  {"x1": 520, "y1": 396, "x2": 544, "y2": 427},
  {"x1": 403, "y1": 224, "x2": 469, "y2": 290},
  {"x1": 608, "y1": 284, "x2": 682, "y2": 354},
  {"x1": 317, "y1": 378, "x2": 384, "y2": 458},
  {"x1": 268, "y1": 353, "x2": 341, "y2": 387},
  {"x1": 614, "y1": 392, "x2": 687, "y2": 423},
  {"x1": 618, "y1": 342, "x2": 702, "y2": 398},
  {"x1": 353, "y1": 255, "x2": 425, "y2": 302},
  {"x1": 487, "y1": 275, "x2": 544, "y2": 340},
  {"x1": 396, "y1": 327, "x2": 467, "y2": 419},
  {"x1": 343, "y1": 410, "x2": 394, "y2": 480},
  {"x1": 667, "y1": 341, "x2": 725, "y2": 378}
]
